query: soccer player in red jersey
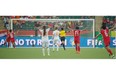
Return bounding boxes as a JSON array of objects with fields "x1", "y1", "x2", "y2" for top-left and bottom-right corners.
[
  {"x1": 74, "y1": 27, "x2": 81, "y2": 54},
  {"x1": 69, "y1": 26, "x2": 86, "y2": 54},
  {"x1": 96, "y1": 23, "x2": 115, "y2": 58},
  {"x1": 3, "y1": 30, "x2": 10, "y2": 47},
  {"x1": 9, "y1": 29, "x2": 15, "y2": 48}
]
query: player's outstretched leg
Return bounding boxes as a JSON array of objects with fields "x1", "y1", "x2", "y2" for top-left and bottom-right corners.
[
  {"x1": 42, "y1": 47, "x2": 45, "y2": 56},
  {"x1": 56, "y1": 41, "x2": 60, "y2": 51},
  {"x1": 62, "y1": 43, "x2": 65, "y2": 50},
  {"x1": 61, "y1": 41, "x2": 65, "y2": 50},
  {"x1": 56, "y1": 44, "x2": 59, "y2": 51},
  {"x1": 105, "y1": 46, "x2": 114, "y2": 58},
  {"x1": 75, "y1": 44, "x2": 78, "y2": 51},
  {"x1": 12, "y1": 42, "x2": 15, "y2": 48},
  {"x1": 77, "y1": 46, "x2": 80, "y2": 53},
  {"x1": 47, "y1": 47, "x2": 50, "y2": 56},
  {"x1": 60, "y1": 39, "x2": 65, "y2": 50}
]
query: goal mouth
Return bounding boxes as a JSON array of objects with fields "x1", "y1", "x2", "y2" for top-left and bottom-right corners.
[{"x1": 10, "y1": 19, "x2": 95, "y2": 48}]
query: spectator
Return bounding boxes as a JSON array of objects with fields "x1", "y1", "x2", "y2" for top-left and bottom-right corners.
[
  {"x1": 103, "y1": 17, "x2": 107, "y2": 23},
  {"x1": 106, "y1": 18, "x2": 110, "y2": 24},
  {"x1": 5, "y1": 20, "x2": 10, "y2": 29},
  {"x1": 34, "y1": 22, "x2": 41, "y2": 36}
]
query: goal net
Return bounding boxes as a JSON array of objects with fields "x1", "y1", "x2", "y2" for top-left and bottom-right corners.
[{"x1": 10, "y1": 19, "x2": 95, "y2": 48}]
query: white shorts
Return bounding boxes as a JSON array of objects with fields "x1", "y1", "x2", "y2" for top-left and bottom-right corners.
[
  {"x1": 42, "y1": 39, "x2": 49, "y2": 48},
  {"x1": 53, "y1": 38, "x2": 60, "y2": 45}
]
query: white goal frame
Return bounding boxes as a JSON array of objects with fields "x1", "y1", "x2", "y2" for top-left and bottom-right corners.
[{"x1": 10, "y1": 19, "x2": 95, "y2": 48}]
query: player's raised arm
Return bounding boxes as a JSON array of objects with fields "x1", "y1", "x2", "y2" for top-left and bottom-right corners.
[
  {"x1": 95, "y1": 33, "x2": 101, "y2": 39},
  {"x1": 109, "y1": 26, "x2": 115, "y2": 31},
  {"x1": 38, "y1": 25, "x2": 43, "y2": 33},
  {"x1": 81, "y1": 27, "x2": 88, "y2": 31},
  {"x1": 67, "y1": 26, "x2": 74, "y2": 31}
]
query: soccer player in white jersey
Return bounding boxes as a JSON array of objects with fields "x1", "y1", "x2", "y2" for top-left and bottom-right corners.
[
  {"x1": 52, "y1": 27, "x2": 60, "y2": 51},
  {"x1": 39, "y1": 25, "x2": 50, "y2": 56}
]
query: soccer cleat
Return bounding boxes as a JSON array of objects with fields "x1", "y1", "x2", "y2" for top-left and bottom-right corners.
[
  {"x1": 48, "y1": 54, "x2": 50, "y2": 56},
  {"x1": 43, "y1": 53, "x2": 45, "y2": 56},
  {"x1": 111, "y1": 55, "x2": 115, "y2": 59},
  {"x1": 109, "y1": 54, "x2": 115, "y2": 59}
]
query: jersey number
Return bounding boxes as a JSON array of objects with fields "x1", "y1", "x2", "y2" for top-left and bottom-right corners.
[{"x1": 104, "y1": 30, "x2": 108, "y2": 37}]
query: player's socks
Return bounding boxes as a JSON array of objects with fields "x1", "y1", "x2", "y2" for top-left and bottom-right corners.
[
  {"x1": 77, "y1": 46, "x2": 80, "y2": 52},
  {"x1": 42, "y1": 48, "x2": 45, "y2": 56},
  {"x1": 57, "y1": 45, "x2": 59, "y2": 51},
  {"x1": 13, "y1": 44, "x2": 15, "y2": 48},
  {"x1": 107, "y1": 48, "x2": 113, "y2": 55},
  {"x1": 76, "y1": 45, "x2": 78, "y2": 51},
  {"x1": 47, "y1": 48, "x2": 50, "y2": 56},
  {"x1": 62, "y1": 43, "x2": 65, "y2": 50}
]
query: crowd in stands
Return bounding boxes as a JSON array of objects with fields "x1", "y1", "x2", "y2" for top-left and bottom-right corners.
[
  {"x1": 2, "y1": 16, "x2": 116, "y2": 31},
  {"x1": 1, "y1": 16, "x2": 94, "y2": 31},
  {"x1": 102, "y1": 16, "x2": 116, "y2": 29}
]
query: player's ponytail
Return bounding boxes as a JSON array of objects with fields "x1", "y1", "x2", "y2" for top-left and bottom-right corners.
[{"x1": 43, "y1": 26, "x2": 46, "y2": 36}]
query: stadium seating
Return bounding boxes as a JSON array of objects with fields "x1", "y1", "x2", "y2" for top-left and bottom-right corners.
[
  {"x1": 103, "y1": 16, "x2": 115, "y2": 28},
  {"x1": 0, "y1": 17, "x2": 5, "y2": 30},
  {"x1": 13, "y1": 16, "x2": 95, "y2": 36}
]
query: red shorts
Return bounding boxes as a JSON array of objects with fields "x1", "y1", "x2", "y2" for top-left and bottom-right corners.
[
  {"x1": 10, "y1": 38, "x2": 15, "y2": 43},
  {"x1": 6, "y1": 38, "x2": 10, "y2": 42},
  {"x1": 74, "y1": 39, "x2": 80, "y2": 44},
  {"x1": 104, "y1": 38, "x2": 110, "y2": 47}
]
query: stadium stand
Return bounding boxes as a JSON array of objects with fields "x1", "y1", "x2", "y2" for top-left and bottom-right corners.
[
  {"x1": 102, "y1": 16, "x2": 115, "y2": 28},
  {"x1": 0, "y1": 17, "x2": 5, "y2": 30},
  {"x1": 12, "y1": 16, "x2": 94, "y2": 36},
  {"x1": 1, "y1": 16, "x2": 115, "y2": 37}
]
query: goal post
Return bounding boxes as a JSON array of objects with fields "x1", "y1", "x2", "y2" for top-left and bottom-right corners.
[{"x1": 10, "y1": 19, "x2": 95, "y2": 48}]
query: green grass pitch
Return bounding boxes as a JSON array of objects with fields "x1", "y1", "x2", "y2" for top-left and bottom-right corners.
[{"x1": 0, "y1": 47, "x2": 115, "y2": 59}]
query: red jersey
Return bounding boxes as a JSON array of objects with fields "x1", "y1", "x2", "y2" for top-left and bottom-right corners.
[
  {"x1": 6, "y1": 31, "x2": 10, "y2": 42},
  {"x1": 6, "y1": 31, "x2": 10, "y2": 38},
  {"x1": 9, "y1": 31, "x2": 15, "y2": 43},
  {"x1": 100, "y1": 28, "x2": 110, "y2": 46},
  {"x1": 9, "y1": 31, "x2": 15, "y2": 39},
  {"x1": 74, "y1": 30, "x2": 80, "y2": 40},
  {"x1": 100, "y1": 27, "x2": 110, "y2": 40},
  {"x1": 7, "y1": 33, "x2": 10, "y2": 39}
]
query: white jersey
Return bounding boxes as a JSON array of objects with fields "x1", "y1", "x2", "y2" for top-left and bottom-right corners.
[
  {"x1": 53, "y1": 30, "x2": 60, "y2": 40},
  {"x1": 40, "y1": 28, "x2": 50, "y2": 40}
]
